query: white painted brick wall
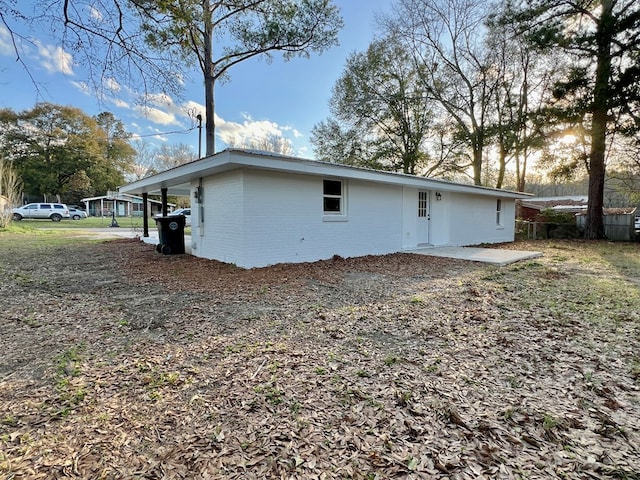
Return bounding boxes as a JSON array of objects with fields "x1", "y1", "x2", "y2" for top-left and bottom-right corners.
[
  {"x1": 196, "y1": 171, "x2": 245, "y2": 264},
  {"x1": 239, "y1": 170, "x2": 404, "y2": 267},
  {"x1": 448, "y1": 193, "x2": 516, "y2": 246},
  {"x1": 191, "y1": 167, "x2": 517, "y2": 267}
]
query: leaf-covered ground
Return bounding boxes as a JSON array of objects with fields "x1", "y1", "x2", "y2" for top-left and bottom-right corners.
[{"x1": 0, "y1": 236, "x2": 639, "y2": 479}]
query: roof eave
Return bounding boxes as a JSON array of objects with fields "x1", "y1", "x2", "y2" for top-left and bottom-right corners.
[{"x1": 118, "y1": 148, "x2": 531, "y2": 199}]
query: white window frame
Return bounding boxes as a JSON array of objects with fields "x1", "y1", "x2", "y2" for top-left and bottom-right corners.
[
  {"x1": 496, "y1": 199, "x2": 503, "y2": 227},
  {"x1": 323, "y1": 179, "x2": 348, "y2": 221}
]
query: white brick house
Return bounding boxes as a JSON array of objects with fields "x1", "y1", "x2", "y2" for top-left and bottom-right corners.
[{"x1": 118, "y1": 149, "x2": 529, "y2": 268}]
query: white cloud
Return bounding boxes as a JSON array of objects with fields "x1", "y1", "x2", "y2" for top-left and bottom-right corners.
[
  {"x1": 0, "y1": 26, "x2": 13, "y2": 56},
  {"x1": 111, "y1": 98, "x2": 130, "y2": 109},
  {"x1": 37, "y1": 42, "x2": 74, "y2": 75},
  {"x1": 137, "y1": 105, "x2": 179, "y2": 126},
  {"x1": 145, "y1": 92, "x2": 174, "y2": 107},
  {"x1": 282, "y1": 126, "x2": 303, "y2": 138},
  {"x1": 104, "y1": 77, "x2": 121, "y2": 93},
  {"x1": 136, "y1": 93, "x2": 207, "y2": 128},
  {"x1": 89, "y1": 6, "x2": 103, "y2": 21},
  {"x1": 70, "y1": 81, "x2": 91, "y2": 95},
  {"x1": 216, "y1": 113, "x2": 285, "y2": 146},
  {"x1": 183, "y1": 100, "x2": 205, "y2": 119}
]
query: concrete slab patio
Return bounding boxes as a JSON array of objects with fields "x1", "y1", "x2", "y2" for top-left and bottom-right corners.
[{"x1": 406, "y1": 246, "x2": 543, "y2": 266}]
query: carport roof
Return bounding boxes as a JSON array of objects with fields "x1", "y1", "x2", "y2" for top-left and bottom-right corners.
[{"x1": 118, "y1": 148, "x2": 532, "y2": 199}]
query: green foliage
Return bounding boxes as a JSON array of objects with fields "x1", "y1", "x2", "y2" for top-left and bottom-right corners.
[
  {"x1": 0, "y1": 104, "x2": 135, "y2": 204},
  {"x1": 312, "y1": 35, "x2": 439, "y2": 175},
  {"x1": 538, "y1": 208, "x2": 576, "y2": 224}
]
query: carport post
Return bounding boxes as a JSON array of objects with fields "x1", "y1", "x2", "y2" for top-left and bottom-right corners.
[
  {"x1": 161, "y1": 188, "x2": 168, "y2": 216},
  {"x1": 142, "y1": 192, "x2": 149, "y2": 237}
]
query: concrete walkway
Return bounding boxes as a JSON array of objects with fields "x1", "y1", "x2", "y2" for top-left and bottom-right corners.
[
  {"x1": 406, "y1": 246, "x2": 543, "y2": 266},
  {"x1": 79, "y1": 227, "x2": 192, "y2": 254}
]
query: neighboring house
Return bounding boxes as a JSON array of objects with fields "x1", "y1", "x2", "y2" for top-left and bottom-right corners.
[
  {"x1": 118, "y1": 149, "x2": 530, "y2": 268},
  {"x1": 519, "y1": 196, "x2": 588, "y2": 221},
  {"x1": 521, "y1": 196, "x2": 637, "y2": 241},
  {"x1": 81, "y1": 193, "x2": 175, "y2": 217}
]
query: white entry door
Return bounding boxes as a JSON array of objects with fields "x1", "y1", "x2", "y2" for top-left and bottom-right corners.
[{"x1": 417, "y1": 191, "x2": 429, "y2": 244}]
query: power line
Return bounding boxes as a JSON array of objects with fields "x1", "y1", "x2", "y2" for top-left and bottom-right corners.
[{"x1": 132, "y1": 126, "x2": 197, "y2": 139}]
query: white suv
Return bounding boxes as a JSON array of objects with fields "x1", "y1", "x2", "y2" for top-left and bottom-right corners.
[{"x1": 12, "y1": 203, "x2": 71, "y2": 222}]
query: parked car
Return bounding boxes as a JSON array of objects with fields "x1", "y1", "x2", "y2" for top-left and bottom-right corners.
[
  {"x1": 12, "y1": 203, "x2": 70, "y2": 222},
  {"x1": 155, "y1": 208, "x2": 191, "y2": 226},
  {"x1": 169, "y1": 208, "x2": 191, "y2": 226},
  {"x1": 68, "y1": 207, "x2": 88, "y2": 220}
]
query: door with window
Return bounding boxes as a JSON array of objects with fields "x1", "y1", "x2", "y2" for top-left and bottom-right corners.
[{"x1": 417, "y1": 191, "x2": 429, "y2": 244}]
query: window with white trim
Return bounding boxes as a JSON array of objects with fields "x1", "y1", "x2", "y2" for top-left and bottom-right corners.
[
  {"x1": 323, "y1": 179, "x2": 343, "y2": 214},
  {"x1": 418, "y1": 191, "x2": 428, "y2": 217},
  {"x1": 496, "y1": 199, "x2": 502, "y2": 226}
]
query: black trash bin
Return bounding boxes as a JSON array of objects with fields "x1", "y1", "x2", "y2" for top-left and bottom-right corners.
[{"x1": 154, "y1": 215, "x2": 186, "y2": 255}]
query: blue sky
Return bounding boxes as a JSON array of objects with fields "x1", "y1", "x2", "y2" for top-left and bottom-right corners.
[{"x1": 0, "y1": 1, "x2": 392, "y2": 159}]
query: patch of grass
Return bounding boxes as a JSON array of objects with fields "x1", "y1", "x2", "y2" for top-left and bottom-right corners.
[
  {"x1": 510, "y1": 260, "x2": 544, "y2": 271},
  {"x1": 384, "y1": 355, "x2": 399, "y2": 367},
  {"x1": 542, "y1": 413, "x2": 558, "y2": 430},
  {"x1": 142, "y1": 370, "x2": 181, "y2": 388},
  {"x1": 396, "y1": 391, "x2": 412, "y2": 406},
  {"x1": 255, "y1": 383, "x2": 285, "y2": 405},
  {"x1": 8, "y1": 216, "x2": 146, "y2": 229},
  {"x1": 55, "y1": 344, "x2": 85, "y2": 378},
  {"x1": 52, "y1": 344, "x2": 89, "y2": 415},
  {"x1": 424, "y1": 358, "x2": 442, "y2": 373},
  {"x1": 20, "y1": 313, "x2": 42, "y2": 327},
  {"x1": 506, "y1": 376, "x2": 522, "y2": 388},
  {"x1": 289, "y1": 399, "x2": 302, "y2": 414},
  {"x1": 1, "y1": 416, "x2": 18, "y2": 427}
]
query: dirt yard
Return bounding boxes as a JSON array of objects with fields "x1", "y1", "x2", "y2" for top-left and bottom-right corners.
[{"x1": 1, "y1": 236, "x2": 639, "y2": 479}]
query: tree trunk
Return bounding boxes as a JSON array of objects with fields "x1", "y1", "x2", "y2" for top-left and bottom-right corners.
[
  {"x1": 472, "y1": 139, "x2": 482, "y2": 185},
  {"x1": 203, "y1": 0, "x2": 216, "y2": 156},
  {"x1": 496, "y1": 142, "x2": 506, "y2": 189},
  {"x1": 584, "y1": 0, "x2": 613, "y2": 239}
]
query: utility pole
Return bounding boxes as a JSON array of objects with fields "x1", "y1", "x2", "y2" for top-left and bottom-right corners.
[{"x1": 196, "y1": 114, "x2": 203, "y2": 158}]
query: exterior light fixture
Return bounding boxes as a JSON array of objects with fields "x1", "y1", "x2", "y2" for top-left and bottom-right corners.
[{"x1": 435, "y1": 192, "x2": 442, "y2": 201}]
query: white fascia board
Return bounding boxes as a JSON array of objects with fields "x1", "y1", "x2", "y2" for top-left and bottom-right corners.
[
  {"x1": 118, "y1": 148, "x2": 531, "y2": 200},
  {"x1": 231, "y1": 150, "x2": 531, "y2": 199}
]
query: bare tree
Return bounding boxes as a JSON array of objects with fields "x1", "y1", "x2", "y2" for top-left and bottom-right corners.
[
  {"x1": 485, "y1": 9, "x2": 559, "y2": 191},
  {"x1": 131, "y1": 140, "x2": 196, "y2": 180},
  {"x1": 155, "y1": 143, "x2": 197, "y2": 169},
  {"x1": 0, "y1": 157, "x2": 22, "y2": 227},
  {"x1": 226, "y1": 133, "x2": 294, "y2": 155},
  {"x1": 132, "y1": 0, "x2": 343, "y2": 155},
  {"x1": 509, "y1": 0, "x2": 640, "y2": 238},
  {"x1": 385, "y1": 0, "x2": 502, "y2": 185}
]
